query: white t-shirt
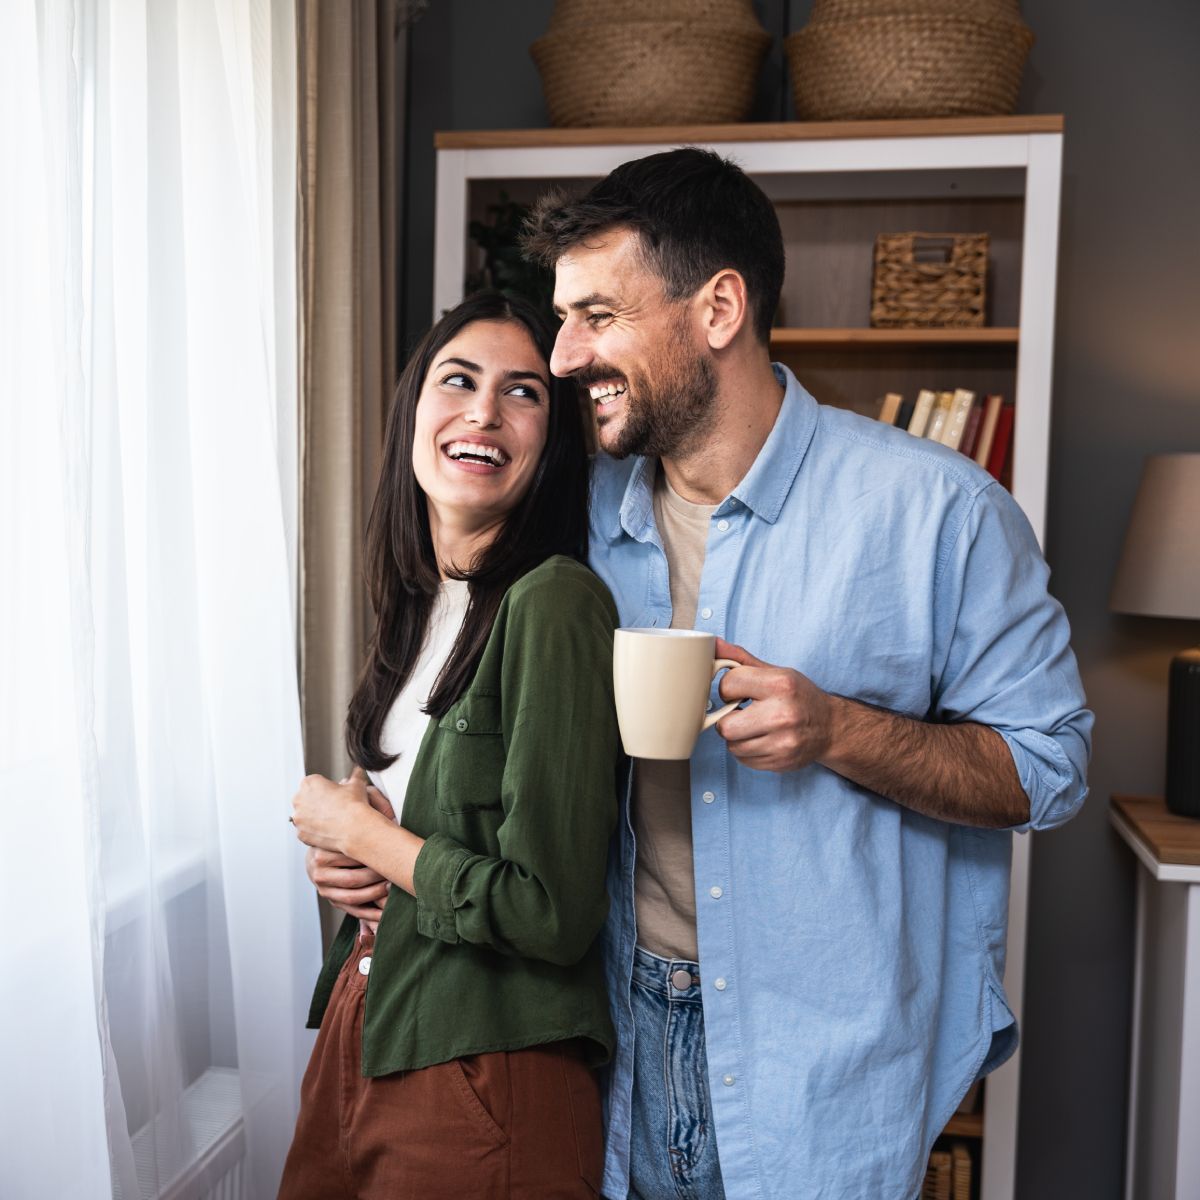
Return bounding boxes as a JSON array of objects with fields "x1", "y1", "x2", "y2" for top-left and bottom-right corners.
[{"x1": 366, "y1": 578, "x2": 471, "y2": 817}]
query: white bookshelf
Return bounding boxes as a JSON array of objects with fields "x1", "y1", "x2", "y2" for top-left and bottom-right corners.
[{"x1": 433, "y1": 115, "x2": 1065, "y2": 1200}]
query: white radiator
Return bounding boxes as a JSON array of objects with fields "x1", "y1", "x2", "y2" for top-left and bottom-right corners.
[{"x1": 120, "y1": 1068, "x2": 246, "y2": 1200}]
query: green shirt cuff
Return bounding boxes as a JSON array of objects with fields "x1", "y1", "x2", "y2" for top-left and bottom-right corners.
[{"x1": 412, "y1": 832, "x2": 474, "y2": 944}]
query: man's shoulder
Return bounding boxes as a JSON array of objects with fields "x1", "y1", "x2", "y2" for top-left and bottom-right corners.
[{"x1": 812, "y1": 402, "x2": 997, "y2": 502}]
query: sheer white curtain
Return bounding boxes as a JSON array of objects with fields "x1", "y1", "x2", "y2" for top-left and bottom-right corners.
[{"x1": 0, "y1": 2, "x2": 320, "y2": 1198}]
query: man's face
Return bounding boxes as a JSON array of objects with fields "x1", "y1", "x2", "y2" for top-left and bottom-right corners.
[{"x1": 550, "y1": 227, "x2": 716, "y2": 460}]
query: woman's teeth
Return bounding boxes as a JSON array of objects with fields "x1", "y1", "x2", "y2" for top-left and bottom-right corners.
[{"x1": 445, "y1": 440, "x2": 508, "y2": 467}]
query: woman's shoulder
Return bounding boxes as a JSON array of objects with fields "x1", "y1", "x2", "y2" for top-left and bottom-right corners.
[{"x1": 504, "y1": 555, "x2": 617, "y2": 624}]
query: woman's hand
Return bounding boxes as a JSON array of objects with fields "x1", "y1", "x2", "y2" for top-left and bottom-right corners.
[{"x1": 291, "y1": 766, "x2": 378, "y2": 856}]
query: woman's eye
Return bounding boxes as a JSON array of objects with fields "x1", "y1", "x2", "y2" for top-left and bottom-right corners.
[
  {"x1": 507, "y1": 384, "x2": 543, "y2": 402},
  {"x1": 441, "y1": 372, "x2": 473, "y2": 389}
]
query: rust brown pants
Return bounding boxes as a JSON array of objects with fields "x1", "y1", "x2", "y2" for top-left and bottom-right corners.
[{"x1": 278, "y1": 932, "x2": 604, "y2": 1199}]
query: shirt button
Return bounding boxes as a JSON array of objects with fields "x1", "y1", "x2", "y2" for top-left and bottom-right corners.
[
  {"x1": 455, "y1": 718, "x2": 468, "y2": 732},
  {"x1": 723, "y1": 1074, "x2": 735, "y2": 1087},
  {"x1": 717, "y1": 519, "x2": 730, "y2": 532},
  {"x1": 700, "y1": 606, "x2": 713, "y2": 620},
  {"x1": 714, "y1": 977, "x2": 727, "y2": 991},
  {"x1": 702, "y1": 791, "x2": 716, "y2": 804},
  {"x1": 671, "y1": 969, "x2": 694, "y2": 992},
  {"x1": 358, "y1": 956, "x2": 372, "y2": 976},
  {"x1": 710, "y1": 886, "x2": 723, "y2": 899}
]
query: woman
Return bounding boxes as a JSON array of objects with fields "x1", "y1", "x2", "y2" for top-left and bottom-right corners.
[{"x1": 281, "y1": 291, "x2": 619, "y2": 1200}]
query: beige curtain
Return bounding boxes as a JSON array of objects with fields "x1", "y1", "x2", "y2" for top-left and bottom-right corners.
[{"x1": 297, "y1": 0, "x2": 403, "y2": 792}]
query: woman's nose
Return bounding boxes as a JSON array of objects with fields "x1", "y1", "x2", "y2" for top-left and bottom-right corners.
[{"x1": 463, "y1": 387, "x2": 502, "y2": 427}]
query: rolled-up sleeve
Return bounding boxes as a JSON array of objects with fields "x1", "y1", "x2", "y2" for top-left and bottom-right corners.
[
  {"x1": 412, "y1": 571, "x2": 621, "y2": 964},
  {"x1": 931, "y1": 481, "x2": 1093, "y2": 832}
]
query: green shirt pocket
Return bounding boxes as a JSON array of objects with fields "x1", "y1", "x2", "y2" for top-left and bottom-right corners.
[{"x1": 436, "y1": 691, "x2": 505, "y2": 814}]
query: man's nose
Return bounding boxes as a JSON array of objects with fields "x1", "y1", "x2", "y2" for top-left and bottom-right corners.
[{"x1": 550, "y1": 321, "x2": 590, "y2": 378}]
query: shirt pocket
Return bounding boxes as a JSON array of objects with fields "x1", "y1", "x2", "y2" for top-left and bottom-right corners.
[{"x1": 436, "y1": 691, "x2": 506, "y2": 815}]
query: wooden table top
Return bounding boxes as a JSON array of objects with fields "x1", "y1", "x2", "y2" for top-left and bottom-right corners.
[{"x1": 1111, "y1": 795, "x2": 1200, "y2": 871}]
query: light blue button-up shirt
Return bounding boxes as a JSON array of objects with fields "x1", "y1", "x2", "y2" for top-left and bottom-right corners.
[{"x1": 589, "y1": 366, "x2": 1091, "y2": 1200}]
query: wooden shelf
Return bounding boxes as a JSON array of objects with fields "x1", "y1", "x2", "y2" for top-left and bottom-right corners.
[
  {"x1": 942, "y1": 1111, "x2": 984, "y2": 1138},
  {"x1": 436, "y1": 115, "x2": 1063, "y2": 150},
  {"x1": 770, "y1": 327, "x2": 1019, "y2": 350}
]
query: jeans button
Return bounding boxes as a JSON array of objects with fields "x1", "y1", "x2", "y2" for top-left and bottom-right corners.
[{"x1": 671, "y1": 969, "x2": 693, "y2": 991}]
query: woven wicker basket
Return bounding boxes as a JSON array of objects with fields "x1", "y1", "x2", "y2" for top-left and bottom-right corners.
[
  {"x1": 532, "y1": 20, "x2": 770, "y2": 127},
  {"x1": 951, "y1": 1142, "x2": 973, "y2": 1199},
  {"x1": 548, "y1": 0, "x2": 764, "y2": 33},
  {"x1": 870, "y1": 231, "x2": 989, "y2": 328},
  {"x1": 786, "y1": 2, "x2": 1034, "y2": 120}
]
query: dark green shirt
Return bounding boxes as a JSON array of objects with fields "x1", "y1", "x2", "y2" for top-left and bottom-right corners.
[{"x1": 307, "y1": 556, "x2": 621, "y2": 1075}]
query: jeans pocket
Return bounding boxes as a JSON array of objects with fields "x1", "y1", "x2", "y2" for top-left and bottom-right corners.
[
  {"x1": 448, "y1": 1055, "x2": 510, "y2": 1147},
  {"x1": 560, "y1": 1046, "x2": 604, "y2": 1196}
]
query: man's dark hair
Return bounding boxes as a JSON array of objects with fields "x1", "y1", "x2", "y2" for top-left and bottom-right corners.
[{"x1": 521, "y1": 147, "x2": 784, "y2": 345}]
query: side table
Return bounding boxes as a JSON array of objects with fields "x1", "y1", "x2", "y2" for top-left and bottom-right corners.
[{"x1": 1110, "y1": 795, "x2": 1200, "y2": 1200}]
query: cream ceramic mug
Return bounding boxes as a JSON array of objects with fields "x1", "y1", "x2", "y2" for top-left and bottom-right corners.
[{"x1": 613, "y1": 628, "x2": 741, "y2": 760}]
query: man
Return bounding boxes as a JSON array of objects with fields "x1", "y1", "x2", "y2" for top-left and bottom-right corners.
[{"x1": 520, "y1": 148, "x2": 1091, "y2": 1200}]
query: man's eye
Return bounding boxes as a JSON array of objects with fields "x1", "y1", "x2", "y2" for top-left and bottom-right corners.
[
  {"x1": 441, "y1": 372, "x2": 473, "y2": 389},
  {"x1": 587, "y1": 312, "x2": 614, "y2": 326}
]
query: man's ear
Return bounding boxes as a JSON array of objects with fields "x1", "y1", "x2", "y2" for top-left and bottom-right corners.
[{"x1": 698, "y1": 268, "x2": 750, "y2": 351}]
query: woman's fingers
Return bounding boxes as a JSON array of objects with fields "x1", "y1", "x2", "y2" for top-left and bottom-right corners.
[{"x1": 318, "y1": 880, "x2": 389, "y2": 907}]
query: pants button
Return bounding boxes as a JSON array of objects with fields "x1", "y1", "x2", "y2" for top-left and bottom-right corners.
[{"x1": 671, "y1": 969, "x2": 694, "y2": 991}]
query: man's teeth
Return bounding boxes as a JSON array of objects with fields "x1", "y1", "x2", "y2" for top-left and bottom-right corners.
[
  {"x1": 445, "y1": 441, "x2": 508, "y2": 466},
  {"x1": 588, "y1": 383, "x2": 626, "y2": 402}
]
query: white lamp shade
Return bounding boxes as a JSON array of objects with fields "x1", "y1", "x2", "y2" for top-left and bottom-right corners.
[{"x1": 1110, "y1": 453, "x2": 1200, "y2": 620}]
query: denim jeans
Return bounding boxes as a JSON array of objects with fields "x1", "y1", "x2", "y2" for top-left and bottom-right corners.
[{"x1": 627, "y1": 946, "x2": 726, "y2": 1200}]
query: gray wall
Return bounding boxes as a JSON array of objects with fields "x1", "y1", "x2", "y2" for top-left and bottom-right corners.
[{"x1": 400, "y1": 4, "x2": 1200, "y2": 1196}]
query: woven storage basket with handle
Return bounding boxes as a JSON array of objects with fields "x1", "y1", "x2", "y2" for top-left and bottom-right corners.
[
  {"x1": 870, "y1": 231, "x2": 989, "y2": 328},
  {"x1": 786, "y1": 0, "x2": 1034, "y2": 120}
]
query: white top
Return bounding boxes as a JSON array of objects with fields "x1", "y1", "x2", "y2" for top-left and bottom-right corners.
[{"x1": 367, "y1": 578, "x2": 471, "y2": 818}]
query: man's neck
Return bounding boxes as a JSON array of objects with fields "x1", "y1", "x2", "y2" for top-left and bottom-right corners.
[{"x1": 659, "y1": 357, "x2": 784, "y2": 505}]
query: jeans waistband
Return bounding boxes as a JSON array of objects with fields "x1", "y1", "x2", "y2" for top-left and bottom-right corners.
[{"x1": 632, "y1": 944, "x2": 702, "y2": 1001}]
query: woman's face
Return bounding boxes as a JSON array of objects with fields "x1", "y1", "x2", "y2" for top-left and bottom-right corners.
[{"x1": 411, "y1": 319, "x2": 551, "y2": 538}]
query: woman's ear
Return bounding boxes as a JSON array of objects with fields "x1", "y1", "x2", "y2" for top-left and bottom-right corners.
[{"x1": 698, "y1": 268, "x2": 750, "y2": 351}]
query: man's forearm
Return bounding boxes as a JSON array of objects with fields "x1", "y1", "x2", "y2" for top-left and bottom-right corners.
[{"x1": 820, "y1": 696, "x2": 1029, "y2": 829}]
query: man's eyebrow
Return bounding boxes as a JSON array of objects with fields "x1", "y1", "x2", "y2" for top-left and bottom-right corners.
[{"x1": 553, "y1": 292, "x2": 619, "y2": 316}]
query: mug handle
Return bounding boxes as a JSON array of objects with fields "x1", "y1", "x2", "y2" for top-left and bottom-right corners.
[{"x1": 700, "y1": 658, "x2": 741, "y2": 732}]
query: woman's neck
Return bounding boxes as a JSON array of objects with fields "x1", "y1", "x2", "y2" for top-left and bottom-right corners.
[{"x1": 428, "y1": 504, "x2": 503, "y2": 580}]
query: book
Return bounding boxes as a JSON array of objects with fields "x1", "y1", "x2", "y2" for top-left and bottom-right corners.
[
  {"x1": 896, "y1": 398, "x2": 916, "y2": 430},
  {"x1": 940, "y1": 388, "x2": 977, "y2": 451},
  {"x1": 985, "y1": 402, "x2": 1015, "y2": 481},
  {"x1": 877, "y1": 392, "x2": 903, "y2": 425},
  {"x1": 973, "y1": 393, "x2": 1005, "y2": 467},
  {"x1": 924, "y1": 391, "x2": 955, "y2": 443},
  {"x1": 959, "y1": 395, "x2": 985, "y2": 459},
  {"x1": 907, "y1": 389, "x2": 936, "y2": 437}
]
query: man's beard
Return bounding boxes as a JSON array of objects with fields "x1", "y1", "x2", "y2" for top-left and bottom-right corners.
[{"x1": 597, "y1": 332, "x2": 718, "y2": 461}]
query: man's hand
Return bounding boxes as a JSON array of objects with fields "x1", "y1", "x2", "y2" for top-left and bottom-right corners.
[
  {"x1": 714, "y1": 637, "x2": 835, "y2": 772},
  {"x1": 305, "y1": 845, "x2": 391, "y2": 921}
]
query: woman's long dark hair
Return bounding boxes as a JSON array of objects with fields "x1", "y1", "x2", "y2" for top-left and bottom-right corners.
[{"x1": 346, "y1": 290, "x2": 588, "y2": 770}]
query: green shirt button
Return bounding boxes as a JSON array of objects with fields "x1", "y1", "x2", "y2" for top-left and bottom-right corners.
[{"x1": 455, "y1": 718, "x2": 468, "y2": 732}]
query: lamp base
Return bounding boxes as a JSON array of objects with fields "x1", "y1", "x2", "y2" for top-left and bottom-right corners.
[{"x1": 1167, "y1": 647, "x2": 1200, "y2": 819}]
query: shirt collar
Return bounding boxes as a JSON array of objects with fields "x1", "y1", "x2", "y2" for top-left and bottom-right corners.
[{"x1": 608, "y1": 363, "x2": 818, "y2": 539}]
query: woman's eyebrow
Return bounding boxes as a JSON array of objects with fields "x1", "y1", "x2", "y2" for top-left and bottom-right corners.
[
  {"x1": 434, "y1": 357, "x2": 481, "y2": 372},
  {"x1": 503, "y1": 369, "x2": 549, "y2": 388}
]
